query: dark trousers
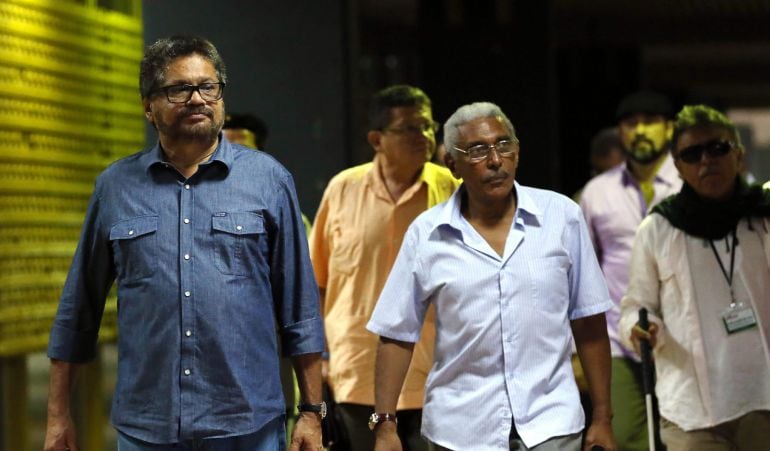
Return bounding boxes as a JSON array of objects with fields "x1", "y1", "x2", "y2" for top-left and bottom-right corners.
[{"x1": 334, "y1": 403, "x2": 427, "y2": 451}]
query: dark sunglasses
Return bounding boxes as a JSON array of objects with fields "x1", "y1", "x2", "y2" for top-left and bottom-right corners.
[{"x1": 675, "y1": 139, "x2": 734, "y2": 164}]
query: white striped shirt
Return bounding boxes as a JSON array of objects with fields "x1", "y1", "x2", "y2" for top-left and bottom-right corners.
[{"x1": 368, "y1": 182, "x2": 612, "y2": 450}]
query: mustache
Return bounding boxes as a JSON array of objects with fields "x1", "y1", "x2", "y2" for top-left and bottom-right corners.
[
  {"x1": 482, "y1": 170, "x2": 509, "y2": 183},
  {"x1": 179, "y1": 107, "x2": 213, "y2": 118},
  {"x1": 698, "y1": 165, "x2": 719, "y2": 177}
]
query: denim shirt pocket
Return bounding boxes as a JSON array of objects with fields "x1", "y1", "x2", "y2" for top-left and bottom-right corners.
[
  {"x1": 109, "y1": 215, "x2": 159, "y2": 283},
  {"x1": 211, "y1": 212, "x2": 265, "y2": 276}
]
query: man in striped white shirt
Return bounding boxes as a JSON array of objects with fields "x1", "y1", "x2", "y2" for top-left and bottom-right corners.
[{"x1": 368, "y1": 102, "x2": 616, "y2": 451}]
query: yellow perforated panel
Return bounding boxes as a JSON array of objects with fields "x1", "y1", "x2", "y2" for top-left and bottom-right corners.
[{"x1": 0, "y1": 0, "x2": 142, "y2": 356}]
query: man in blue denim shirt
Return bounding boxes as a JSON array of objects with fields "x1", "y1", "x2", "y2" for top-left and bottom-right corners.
[{"x1": 44, "y1": 36, "x2": 325, "y2": 451}]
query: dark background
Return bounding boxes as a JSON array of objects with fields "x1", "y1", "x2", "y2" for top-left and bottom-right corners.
[{"x1": 143, "y1": 0, "x2": 770, "y2": 217}]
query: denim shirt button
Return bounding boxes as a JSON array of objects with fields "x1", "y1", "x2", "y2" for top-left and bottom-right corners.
[
  {"x1": 184, "y1": 184, "x2": 190, "y2": 190},
  {"x1": 184, "y1": 369, "x2": 191, "y2": 376},
  {"x1": 185, "y1": 330, "x2": 192, "y2": 337},
  {"x1": 184, "y1": 254, "x2": 190, "y2": 260},
  {"x1": 183, "y1": 218, "x2": 190, "y2": 224},
  {"x1": 184, "y1": 291, "x2": 191, "y2": 297}
]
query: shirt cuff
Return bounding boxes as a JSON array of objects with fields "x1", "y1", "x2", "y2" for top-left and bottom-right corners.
[
  {"x1": 281, "y1": 316, "x2": 325, "y2": 356},
  {"x1": 47, "y1": 325, "x2": 98, "y2": 363}
]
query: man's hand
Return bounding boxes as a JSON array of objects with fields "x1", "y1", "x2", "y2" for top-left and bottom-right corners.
[
  {"x1": 43, "y1": 412, "x2": 77, "y2": 451},
  {"x1": 583, "y1": 417, "x2": 616, "y2": 451},
  {"x1": 289, "y1": 412, "x2": 323, "y2": 451},
  {"x1": 374, "y1": 422, "x2": 402, "y2": 451},
  {"x1": 630, "y1": 322, "x2": 659, "y2": 354}
]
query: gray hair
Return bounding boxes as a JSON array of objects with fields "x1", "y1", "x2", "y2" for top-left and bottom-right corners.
[{"x1": 443, "y1": 102, "x2": 516, "y2": 156}]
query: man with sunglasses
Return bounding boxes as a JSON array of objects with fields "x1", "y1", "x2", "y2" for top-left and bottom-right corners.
[
  {"x1": 369, "y1": 102, "x2": 616, "y2": 451},
  {"x1": 619, "y1": 104, "x2": 770, "y2": 450},
  {"x1": 579, "y1": 90, "x2": 682, "y2": 451},
  {"x1": 45, "y1": 36, "x2": 325, "y2": 451},
  {"x1": 309, "y1": 85, "x2": 459, "y2": 450}
]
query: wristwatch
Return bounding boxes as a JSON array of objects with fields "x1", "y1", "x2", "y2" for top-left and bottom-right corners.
[
  {"x1": 297, "y1": 401, "x2": 327, "y2": 419},
  {"x1": 368, "y1": 412, "x2": 397, "y2": 430}
]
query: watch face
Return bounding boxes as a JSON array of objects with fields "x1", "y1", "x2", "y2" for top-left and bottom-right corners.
[{"x1": 368, "y1": 413, "x2": 379, "y2": 431}]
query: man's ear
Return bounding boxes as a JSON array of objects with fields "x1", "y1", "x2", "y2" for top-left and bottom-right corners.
[
  {"x1": 143, "y1": 99, "x2": 154, "y2": 124},
  {"x1": 367, "y1": 130, "x2": 383, "y2": 152},
  {"x1": 445, "y1": 151, "x2": 460, "y2": 178}
]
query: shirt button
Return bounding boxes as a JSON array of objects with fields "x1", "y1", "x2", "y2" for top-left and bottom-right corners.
[
  {"x1": 185, "y1": 184, "x2": 191, "y2": 190},
  {"x1": 185, "y1": 330, "x2": 192, "y2": 337},
  {"x1": 184, "y1": 254, "x2": 190, "y2": 260},
  {"x1": 183, "y1": 218, "x2": 190, "y2": 224},
  {"x1": 184, "y1": 369, "x2": 191, "y2": 375},
  {"x1": 236, "y1": 225, "x2": 243, "y2": 231},
  {"x1": 128, "y1": 230, "x2": 134, "y2": 236},
  {"x1": 184, "y1": 291, "x2": 191, "y2": 297}
]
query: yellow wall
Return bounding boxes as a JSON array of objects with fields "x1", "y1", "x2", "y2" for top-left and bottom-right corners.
[{"x1": 0, "y1": 0, "x2": 143, "y2": 356}]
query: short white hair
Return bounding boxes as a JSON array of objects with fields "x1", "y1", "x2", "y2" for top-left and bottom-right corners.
[{"x1": 443, "y1": 102, "x2": 517, "y2": 155}]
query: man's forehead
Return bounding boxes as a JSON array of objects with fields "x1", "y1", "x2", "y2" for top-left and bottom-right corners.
[
  {"x1": 163, "y1": 54, "x2": 217, "y2": 81},
  {"x1": 676, "y1": 126, "x2": 731, "y2": 147},
  {"x1": 390, "y1": 105, "x2": 432, "y2": 121},
  {"x1": 619, "y1": 112, "x2": 668, "y2": 124},
  {"x1": 458, "y1": 116, "x2": 508, "y2": 137}
]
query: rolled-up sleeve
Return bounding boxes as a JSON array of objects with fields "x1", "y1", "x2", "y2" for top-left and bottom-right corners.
[
  {"x1": 271, "y1": 172, "x2": 325, "y2": 356},
  {"x1": 367, "y1": 225, "x2": 427, "y2": 343},
  {"x1": 48, "y1": 183, "x2": 115, "y2": 363}
]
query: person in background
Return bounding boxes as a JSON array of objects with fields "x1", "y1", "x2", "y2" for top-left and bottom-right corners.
[
  {"x1": 223, "y1": 112, "x2": 311, "y2": 234},
  {"x1": 620, "y1": 104, "x2": 770, "y2": 450},
  {"x1": 369, "y1": 102, "x2": 616, "y2": 451},
  {"x1": 579, "y1": 90, "x2": 682, "y2": 451},
  {"x1": 223, "y1": 112, "x2": 269, "y2": 150},
  {"x1": 573, "y1": 126, "x2": 625, "y2": 202},
  {"x1": 44, "y1": 35, "x2": 325, "y2": 451},
  {"x1": 309, "y1": 84, "x2": 459, "y2": 450}
]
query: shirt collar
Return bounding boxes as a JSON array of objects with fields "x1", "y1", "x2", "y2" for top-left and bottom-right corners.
[
  {"x1": 433, "y1": 180, "x2": 541, "y2": 232},
  {"x1": 144, "y1": 133, "x2": 232, "y2": 174},
  {"x1": 365, "y1": 154, "x2": 443, "y2": 197},
  {"x1": 620, "y1": 153, "x2": 680, "y2": 187}
]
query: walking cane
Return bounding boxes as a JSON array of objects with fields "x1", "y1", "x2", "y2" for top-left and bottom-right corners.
[{"x1": 638, "y1": 308, "x2": 656, "y2": 451}]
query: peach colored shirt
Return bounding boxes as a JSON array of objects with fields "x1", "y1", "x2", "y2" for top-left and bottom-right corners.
[{"x1": 310, "y1": 156, "x2": 459, "y2": 408}]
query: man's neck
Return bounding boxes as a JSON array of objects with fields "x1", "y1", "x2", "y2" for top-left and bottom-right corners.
[
  {"x1": 463, "y1": 190, "x2": 517, "y2": 226},
  {"x1": 378, "y1": 158, "x2": 423, "y2": 202},
  {"x1": 628, "y1": 152, "x2": 667, "y2": 183},
  {"x1": 160, "y1": 136, "x2": 219, "y2": 179}
]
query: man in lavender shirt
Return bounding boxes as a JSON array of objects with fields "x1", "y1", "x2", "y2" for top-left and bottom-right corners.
[{"x1": 579, "y1": 91, "x2": 682, "y2": 451}]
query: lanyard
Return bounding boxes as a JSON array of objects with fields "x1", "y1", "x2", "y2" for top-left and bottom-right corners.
[{"x1": 709, "y1": 227, "x2": 738, "y2": 305}]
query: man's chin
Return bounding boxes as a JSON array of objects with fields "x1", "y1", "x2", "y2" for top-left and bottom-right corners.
[{"x1": 627, "y1": 149, "x2": 664, "y2": 165}]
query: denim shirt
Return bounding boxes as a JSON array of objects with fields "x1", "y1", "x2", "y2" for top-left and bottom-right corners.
[{"x1": 47, "y1": 137, "x2": 324, "y2": 443}]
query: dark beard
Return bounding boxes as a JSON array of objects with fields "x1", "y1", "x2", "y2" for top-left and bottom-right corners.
[
  {"x1": 625, "y1": 135, "x2": 666, "y2": 164},
  {"x1": 155, "y1": 107, "x2": 222, "y2": 144}
]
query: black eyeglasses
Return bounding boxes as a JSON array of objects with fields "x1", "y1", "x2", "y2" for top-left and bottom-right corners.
[
  {"x1": 453, "y1": 139, "x2": 519, "y2": 163},
  {"x1": 675, "y1": 139, "x2": 734, "y2": 164},
  {"x1": 154, "y1": 82, "x2": 225, "y2": 103},
  {"x1": 383, "y1": 121, "x2": 440, "y2": 135}
]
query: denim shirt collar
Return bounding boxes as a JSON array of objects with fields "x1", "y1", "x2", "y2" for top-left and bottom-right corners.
[{"x1": 143, "y1": 133, "x2": 232, "y2": 174}]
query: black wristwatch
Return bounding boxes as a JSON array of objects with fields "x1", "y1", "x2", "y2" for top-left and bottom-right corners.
[
  {"x1": 368, "y1": 412, "x2": 397, "y2": 430},
  {"x1": 298, "y1": 401, "x2": 327, "y2": 419}
]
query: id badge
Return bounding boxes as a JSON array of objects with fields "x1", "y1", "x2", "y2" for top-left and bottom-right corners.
[{"x1": 721, "y1": 302, "x2": 758, "y2": 334}]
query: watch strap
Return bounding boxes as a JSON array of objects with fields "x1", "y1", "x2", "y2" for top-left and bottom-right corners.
[{"x1": 298, "y1": 401, "x2": 327, "y2": 419}]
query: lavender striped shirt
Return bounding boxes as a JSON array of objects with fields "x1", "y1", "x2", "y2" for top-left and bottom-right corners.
[{"x1": 579, "y1": 158, "x2": 681, "y2": 358}]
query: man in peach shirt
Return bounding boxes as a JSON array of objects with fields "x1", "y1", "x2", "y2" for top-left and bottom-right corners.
[{"x1": 309, "y1": 85, "x2": 459, "y2": 450}]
